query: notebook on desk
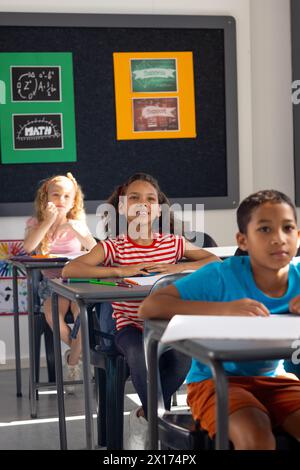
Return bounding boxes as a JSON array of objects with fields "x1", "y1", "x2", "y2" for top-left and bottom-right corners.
[
  {"x1": 11, "y1": 252, "x2": 85, "y2": 262},
  {"x1": 126, "y1": 274, "x2": 167, "y2": 286},
  {"x1": 126, "y1": 270, "x2": 195, "y2": 286},
  {"x1": 51, "y1": 252, "x2": 85, "y2": 260},
  {"x1": 160, "y1": 315, "x2": 300, "y2": 343},
  {"x1": 11, "y1": 255, "x2": 70, "y2": 262}
]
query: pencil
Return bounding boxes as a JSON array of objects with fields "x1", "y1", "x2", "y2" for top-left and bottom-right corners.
[{"x1": 123, "y1": 278, "x2": 140, "y2": 286}]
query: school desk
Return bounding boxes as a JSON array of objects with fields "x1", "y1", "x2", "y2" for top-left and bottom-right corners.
[
  {"x1": 144, "y1": 319, "x2": 296, "y2": 450},
  {"x1": 48, "y1": 278, "x2": 152, "y2": 450},
  {"x1": 9, "y1": 248, "x2": 234, "y2": 418},
  {"x1": 10, "y1": 258, "x2": 67, "y2": 415}
]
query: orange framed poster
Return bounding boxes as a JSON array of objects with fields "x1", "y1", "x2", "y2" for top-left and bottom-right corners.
[{"x1": 113, "y1": 51, "x2": 196, "y2": 140}]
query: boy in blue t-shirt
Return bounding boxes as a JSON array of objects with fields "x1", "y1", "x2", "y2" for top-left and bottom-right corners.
[{"x1": 139, "y1": 190, "x2": 300, "y2": 449}]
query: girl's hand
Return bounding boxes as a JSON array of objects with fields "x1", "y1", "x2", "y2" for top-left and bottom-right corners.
[
  {"x1": 289, "y1": 295, "x2": 300, "y2": 314},
  {"x1": 219, "y1": 299, "x2": 270, "y2": 317},
  {"x1": 56, "y1": 220, "x2": 89, "y2": 236},
  {"x1": 44, "y1": 202, "x2": 58, "y2": 225},
  {"x1": 115, "y1": 263, "x2": 151, "y2": 278},
  {"x1": 143, "y1": 263, "x2": 185, "y2": 274}
]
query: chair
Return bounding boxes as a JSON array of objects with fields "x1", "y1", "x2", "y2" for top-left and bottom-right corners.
[
  {"x1": 32, "y1": 270, "x2": 56, "y2": 386},
  {"x1": 234, "y1": 247, "x2": 300, "y2": 256},
  {"x1": 33, "y1": 241, "x2": 106, "y2": 386},
  {"x1": 88, "y1": 302, "x2": 129, "y2": 450},
  {"x1": 146, "y1": 275, "x2": 300, "y2": 450},
  {"x1": 184, "y1": 231, "x2": 218, "y2": 249},
  {"x1": 32, "y1": 270, "x2": 74, "y2": 390}
]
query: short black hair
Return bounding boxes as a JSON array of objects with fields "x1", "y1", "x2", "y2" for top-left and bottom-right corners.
[{"x1": 237, "y1": 189, "x2": 297, "y2": 234}]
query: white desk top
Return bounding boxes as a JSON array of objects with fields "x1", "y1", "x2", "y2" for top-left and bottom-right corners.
[
  {"x1": 161, "y1": 314, "x2": 300, "y2": 343},
  {"x1": 203, "y1": 245, "x2": 237, "y2": 258}
]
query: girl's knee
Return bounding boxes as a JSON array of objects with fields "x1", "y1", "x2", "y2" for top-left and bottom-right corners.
[
  {"x1": 43, "y1": 299, "x2": 52, "y2": 321},
  {"x1": 125, "y1": 345, "x2": 145, "y2": 369},
  {"x1": 115, "y1": 327, "x2": 143, "y2": 359},
  {"x1": 58, "y1": 296, "x2": 71, "y2": 311},
  {"x1": 44, "y1": 311, "x2": 52, "y2": 325},
  {"x1": 69, "y1": 302, "x2": 79, "y2": 320}
]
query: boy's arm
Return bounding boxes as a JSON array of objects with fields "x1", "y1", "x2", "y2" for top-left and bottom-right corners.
[
  {"x1": 289, "y1": 295, "x2": 300, "y2": 314},
  {"x1": 138, "y1": 285, "x2": 218, "y2": 320},
  {"x1": 138, "y1": 285, "x2": 270, "y2": 320}
]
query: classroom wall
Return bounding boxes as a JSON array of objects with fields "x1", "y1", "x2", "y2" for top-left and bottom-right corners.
[
  {"x1": 0, "y1": 0, "x2": 295, "y2": 362},
  {"x1": 250, "y1": 0, "x2": 294, "y2": 198}
]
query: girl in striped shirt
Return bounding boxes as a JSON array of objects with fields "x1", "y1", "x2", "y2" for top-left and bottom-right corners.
[{"x1": 63, "y1": 172, "x2": 219, "y2": 448}]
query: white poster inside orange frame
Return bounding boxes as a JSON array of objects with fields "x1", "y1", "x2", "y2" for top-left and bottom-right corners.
[{"x1": 113, "y1": 52, "x2": 196, "y2": 140}]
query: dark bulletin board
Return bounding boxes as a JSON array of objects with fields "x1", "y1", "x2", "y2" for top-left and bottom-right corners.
[
  {"x1": 291, "y1": 0, "x2": 300, "y2": 206},
  {"x1": 0, "y1": 13, "x2": 239, "y2": 216}
]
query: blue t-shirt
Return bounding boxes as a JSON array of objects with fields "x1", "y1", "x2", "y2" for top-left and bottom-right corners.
[{"x1": 174, "y1": 256, "x2": 300, "y2": 384}]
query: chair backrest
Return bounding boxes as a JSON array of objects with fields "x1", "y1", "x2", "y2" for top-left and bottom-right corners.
[
  {"x1": 235, "y1": 246, "x2": 300, "y2": 256},
  {"x1": 89, "y1": 302, "x2": 116, "y2": 353},
  {"x1": 234, "y1": 247, "x2": 247, "y2": 256},
  {"x1": 32, "y1": 269, "x2": 43, "y2": 312},
  {"x1": 184, "y1": 231, "x2": 218, "y2": 248},
  {"x1": 150, "y1": 272, "x2": 189, "y2": 294}
]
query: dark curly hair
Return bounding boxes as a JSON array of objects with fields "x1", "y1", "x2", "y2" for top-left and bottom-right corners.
[{"x1": 105, "y1": 172, "x2": 176, "y2": 236}]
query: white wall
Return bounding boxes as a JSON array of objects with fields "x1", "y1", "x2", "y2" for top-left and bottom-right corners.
[
  {"x1": 250, "y1": 0, "x2": 294, "y2": 197},
  {"x1": 0, "y1": 0, "x2": 254, "y2": 246},
  {"x1": 0, "y1": 0, "x2": 294, "y2": 361}
]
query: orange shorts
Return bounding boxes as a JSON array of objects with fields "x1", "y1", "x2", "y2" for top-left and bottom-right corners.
[{"x1": 187, "y1": 376, "x2": 300, "y2": 438}]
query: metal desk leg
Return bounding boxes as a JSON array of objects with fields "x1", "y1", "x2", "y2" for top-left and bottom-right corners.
[
  {"x1": 51, "y1": 292, "x2": 68, "y2": 450},
  {"x1": 12, "y1": 265, "x2": 22, "y2": 397},
  {"x1": 145, "y1": 331, "x2": 159, "y2": 450},
  {"x1": 26, "y1": 269, "x2": 37, "y2": 418},
  {"x1": 211, "y1": 360, "x2": 229, "y2": 450},
  {"x1": 78, "y1": 300, "x2": 95, "y2": 450}
]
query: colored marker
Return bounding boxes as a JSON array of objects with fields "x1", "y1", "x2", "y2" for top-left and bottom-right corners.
[
  {"x1": 62, "y1": 278, "x2": 133, "y2": 287},
  {"x1": 123, "y1": 278, "x2": 140, "y2": 286},
  {"x1": 89, "y1": 280, "x2": 132, "y2": 288}
]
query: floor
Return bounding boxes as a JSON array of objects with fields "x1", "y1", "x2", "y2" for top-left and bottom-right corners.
[{"x1": 0, "y1": 367, "x2": 188, "y2": 450}]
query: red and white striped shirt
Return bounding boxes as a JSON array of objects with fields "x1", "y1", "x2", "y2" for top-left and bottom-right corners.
[{"x1": 100, "y1": 233, "x2": 185, "y2": 330}]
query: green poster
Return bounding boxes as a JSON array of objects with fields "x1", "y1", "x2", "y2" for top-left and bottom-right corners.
[
  {"x1": 131, "y1": 58, "x2": 177, "y2": 92},
  {"x1": 0, "y1": 52, "x2": 76, "y2": 164}
]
